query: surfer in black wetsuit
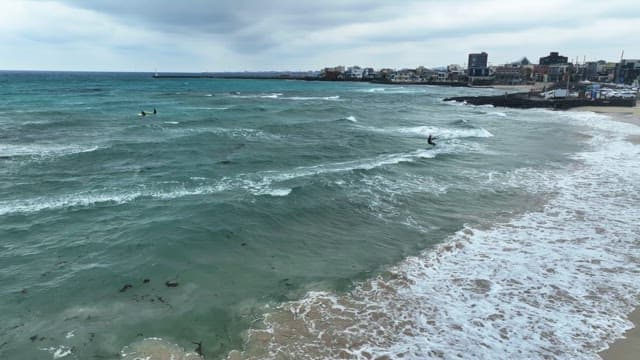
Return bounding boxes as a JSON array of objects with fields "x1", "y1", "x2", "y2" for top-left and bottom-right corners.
[
  {"x1": 428, "y1": 134, "x2": 437, "y2": 146},
  {"x1": 153, "y1": 108, "x2": 157, "y2": 115},
  {"x1": 141, "y1": 110, "x2": 146, "y2": 116}
]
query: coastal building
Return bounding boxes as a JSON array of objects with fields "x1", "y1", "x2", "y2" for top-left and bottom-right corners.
[
  {"x1": 362, "y1": 68, "x2": 377, "y2": 80},
  {"x1": 468, "y1": 52, "x2": 492, "y2": 85},
  {"x1": 320, "y1": 66, "x2": 345, "y2": 81},
  {"x1": 603, "y1": 62, "x2": 618, "y2": 82},
  {"x1": 492, "y1": 57, "x2": 534, "y2": 85},
  {"x1": 547, "y1": 63, "x2": 573, "y2": 83},
  {"x1": 533, "y1": 65, "x2": 548, "y2": 82},
  {"x1": 446, "y1": 64, "x2": 465, "y2": 81},
  {"x1": 494, "y1": 64, "x2": 523, "y2": 85},
  {"x1": 615, "y1": 59, "x2": 640, "y2": 84},
  {"x1": 533, "y1": 54, "x2": 573, "y2": 84},
  {"x1": 584, "y1": 61, "x2": 605, "y2": 82},
  {"x1": 345, "y1": 66, "x2": 364, "y2": 80},
  {"x1": 435, "y1": 69, "x2": 448, "y2": 82},
  {"x1": 377, "y1": 68, "x2": 396, "y2": 81},
  {"x1": 468, "y1": 52, "x2": 489, "y2": 77},
  {"x1": 391, "y1": 69, "x2": 419, "y2": 83},
  {"x1": 539, "y1": 52, "x2": 568, "y2": 66}
]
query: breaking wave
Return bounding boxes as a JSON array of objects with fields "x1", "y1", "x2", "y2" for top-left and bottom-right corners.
[
  {"x1": 225, "y1": 115, "x2": 640, "y2": 359},
  {"x1": 0, "y1": 149, "x2": 439, "y2": 216},
  {"x1": 0, "y1": 144, "x2": 99, "y2": 159}
]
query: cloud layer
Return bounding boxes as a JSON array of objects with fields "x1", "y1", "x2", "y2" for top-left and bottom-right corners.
[{"x1": 1, "y1": 0, "x2": 638, "y2": 71}]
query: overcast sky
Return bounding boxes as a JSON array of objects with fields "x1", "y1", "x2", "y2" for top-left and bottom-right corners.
[{"x1": 1, "y1": 0, "x2": 638, "y2": 72}]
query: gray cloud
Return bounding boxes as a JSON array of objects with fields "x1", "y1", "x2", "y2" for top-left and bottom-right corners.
[
  {"x1": 55, "y1": 0, "x2": 394, "y2": 33},
  {"x1": 3, "y1": 0, "x2": 639, "y2": 71},
  {"x1": 51, "y1": 0, "x2": 402, "y2": 54}
]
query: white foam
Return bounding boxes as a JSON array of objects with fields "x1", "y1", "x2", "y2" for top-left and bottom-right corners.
[
  {"x1": 235, "y1": 150, "x2": 441, "y2": 198},
  {"x1": 254, "y1": 188, "x2": 292, "y2": 197},
  {"x1": 192, "y1": 106, "x2": 230, "y2": 110},
  {"x1": 40, "y1": 345, "x2": 72, "y2": 359},
  {"x1": 227, "y1": 113, "x2": 640, "y2": 359},
  {"x1": 0, "y1": 143, "x2": 99, "y2": 158},
  {"x1": 0, "y1": 181, "x2": 235, "y2": 216},
  {"x1": 121, "y1": 338, "x2": 202, "y2": 360},
  {"x1": 0, "y1": 191, "x2": 139, "y2": 216},
  {"x1": 1, "y1": 148, "x2": 434, "y2": 215},
  {"x1": 166, "y1": 127, "x2": 278, "y2": 141},
  {"x1": 442, "y1": 99, "x2": 465, "y2": 106},
  {"x1": 360, "y1": 87, "x2": 428, "y2": 94},
  {"x1": 261, "y1": 149, "x2": 436, "y2": 184},
  {"x1": 345, "y1": 115, "x2": 357, "y2": 122},
  {"x1": 260, "y1": 93, "x2": 283, "y2": 99},
  {"x1": 366, "y1": 125, "x2": 494, "y2": 140},
  {"x1": 163, "y1": 121, "x2": 180, "y2": 124},
  {"x1": 284, "y1": 95, "x2": 340, "y2": 101}
]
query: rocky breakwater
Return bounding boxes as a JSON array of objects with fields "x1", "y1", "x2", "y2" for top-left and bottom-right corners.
[{"x1": 444, "y1": 92, "x2": 637, "y2": 110}]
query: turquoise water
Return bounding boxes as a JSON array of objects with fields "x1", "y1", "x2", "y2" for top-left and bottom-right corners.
[{"x1": 1, "y1": 72, "x2": 639, "y2": 359}]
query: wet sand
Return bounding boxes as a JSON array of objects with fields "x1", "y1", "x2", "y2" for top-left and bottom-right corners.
[
  {"x1": 571, "y1": 105, "x2": 640, "y2": 145},
  {"x1": 581, "y1": 105, "x2": 640, "y2": 359},
  {"x1": 490, "y1": 84, "x2": 535, "y2": 92},
  {"x1": 600, "y1": 308, "x2": 640, "y2": 360},
  {"x1": 570, "y1": 105, "x2": 640, "y2": 118},
  {"x1": 490, "y1": 82, "x2": 555, "y2": 93}
]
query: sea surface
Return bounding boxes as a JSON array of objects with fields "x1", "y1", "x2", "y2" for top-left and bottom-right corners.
[{"x1": 1, "y1": 71, "x2": 639, "y2": 360}]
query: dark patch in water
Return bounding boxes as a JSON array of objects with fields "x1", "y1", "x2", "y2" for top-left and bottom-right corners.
[
  {"x1": 119, "y1": 284, "x2": 133, "y2": 293},
  {"x1": 165, "y1": 280, "x2": 179, "y2": 287},
  {"x1": 193, "y1": 341, "x2": 204, "y2": 357}
]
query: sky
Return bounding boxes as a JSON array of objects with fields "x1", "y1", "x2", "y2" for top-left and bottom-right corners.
[{"x1": 0, "y1": 0, "x2": 638, "y2": 72}]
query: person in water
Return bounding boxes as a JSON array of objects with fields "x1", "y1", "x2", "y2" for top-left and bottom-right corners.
[
  {"x1": 141, "y1": 110, "x2": 146, "y2": 116},
  {"x1": 153, "y1": 108, "x2": 157, "y2": 115},
  {"x1": 428, "y1": 134, "x2": 437, "y2": 146}
]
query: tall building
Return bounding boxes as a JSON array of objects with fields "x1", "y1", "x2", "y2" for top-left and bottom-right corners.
[
  {"x1": 615, "y1": 59, "x2": 640, "y2": 84},
  {"x1": 468, "y1": 52, "x2": 489, "y2": 77},
  {"x1": 539, "y1": 52, "x2": 568, "y2": 66}
]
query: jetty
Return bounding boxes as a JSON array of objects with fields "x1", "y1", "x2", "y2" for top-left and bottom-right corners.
[{"x1": 444, "y1": 92, "x2": 637, "y2": 110}]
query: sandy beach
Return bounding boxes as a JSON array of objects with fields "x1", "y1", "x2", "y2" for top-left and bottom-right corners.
[
  {"x1": 600, "y1": 308, "x2": 640, "y2": 360},
  {"x1": 571, "y1": 105, "x2": 640, "y2": 145},
  {"x1": 490, "y1": 82, "x2": 553, "y2": 93},
  {"x1": 574, "y1": 104, "x2": 640, "y2": 359}
]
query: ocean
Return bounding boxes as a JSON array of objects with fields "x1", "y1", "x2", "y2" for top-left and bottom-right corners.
[{"x1": 1, "y1": 71, "x2": 639, "y2": 360}]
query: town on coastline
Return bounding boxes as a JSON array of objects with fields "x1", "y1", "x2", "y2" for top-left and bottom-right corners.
[
  {"x1": 315, "y1": 51, "x2": 639, "y2": 89},
  {"x1": 154, "y1": 51, "x2": 639, "y2": 108}
]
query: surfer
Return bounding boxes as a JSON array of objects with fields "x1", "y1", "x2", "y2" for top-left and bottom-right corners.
[
  {"x1": 141, "y1": 110, "x2": 146, "y2": 116},
  {"x1": 153, "y1": 108, "x2": 157, "y2": 115},
  {"x1": 428, "y1": 134, "x2": 437, "y2": 146}
]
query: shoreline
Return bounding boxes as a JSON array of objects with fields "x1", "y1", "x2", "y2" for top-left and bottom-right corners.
[
  {"x1": 581, "y1": 106, "x2": 640, "y2": 359},
  {"x1": 600, "y1": 308, "x2": 640, "y2": 359},
  {"x1": 570, "y1": 105, "x2": 640, "y2": 145}
]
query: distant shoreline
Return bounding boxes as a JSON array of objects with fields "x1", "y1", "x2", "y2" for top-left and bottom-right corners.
[{"x1": 151, "y1": 73, "x2": 473, "y2": 87}]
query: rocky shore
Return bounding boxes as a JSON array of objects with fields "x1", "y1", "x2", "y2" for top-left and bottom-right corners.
[{"x1": 444, "y1": 92, "x2": 637, "y2": 110}]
